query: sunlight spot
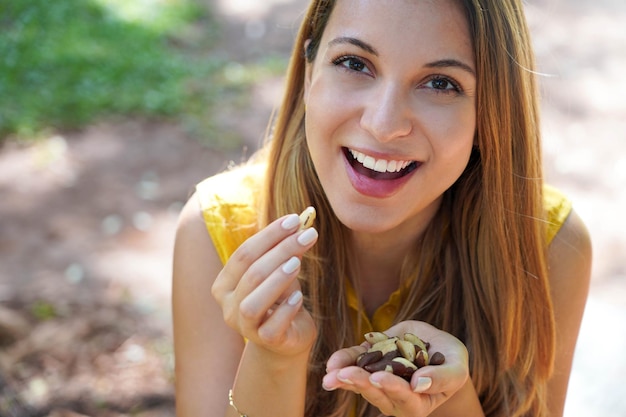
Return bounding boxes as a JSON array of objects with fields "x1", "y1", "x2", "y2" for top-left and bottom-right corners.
[
  {"x1": 133, "y1": 211, "x2": 153, "y2": 232},
  {"x1": 65, "y1": 263, "x2": 85, "y2": 284},
  {"x1": 102, "y1": 214, "x2": 124, "y2": 236},
  {"x1": 33, "y1": 135, "x2": 68, "y2": 168},
  {"x1": 136, "y1": 171, "x2": 161, "y2": 201},
  {"x1": 216, "y1": 0, "x2": 295, "y2": 18},
  {"x1": 94, "y1": 0, "x2": 187, "y2": 27}
]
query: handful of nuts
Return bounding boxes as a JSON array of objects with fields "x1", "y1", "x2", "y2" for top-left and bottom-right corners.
[{"x1": 355, "y1": 332, "x2": 446, "y2": 381}]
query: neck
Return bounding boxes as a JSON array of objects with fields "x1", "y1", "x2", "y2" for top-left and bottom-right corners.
[{"x1": 349, "y1": 216, "x2": 429, "y2": 316}]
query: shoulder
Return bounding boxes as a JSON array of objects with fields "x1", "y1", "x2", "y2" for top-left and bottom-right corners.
[
  {"x1": 173, "y1": 191, "x2": 221, "y2": 273},
  {"x1": 541, "y1": 186, "x2": 592, "y2": 329},
  {"x1": 194, "y1": 163, "x2": 267, "y2": 264},
  {"x1": 196, "y1": 162, "x2": 266, "y2": 206},
  {"x1": 547, "y1": 201, "x2": 592, "y2": 294}
]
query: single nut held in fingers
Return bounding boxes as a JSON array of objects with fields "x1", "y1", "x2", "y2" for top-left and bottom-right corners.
[
  {"x1": 298, "y1": 206, "x2": 316, "y2": 230},
  {"x1": 354, "y1": 332, "x2": 446, "y2": 381}
]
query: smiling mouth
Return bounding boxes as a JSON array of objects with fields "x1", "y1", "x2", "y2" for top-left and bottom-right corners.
[{"x1": 344, "y1": 147, "x2": 419, "y2": 180}]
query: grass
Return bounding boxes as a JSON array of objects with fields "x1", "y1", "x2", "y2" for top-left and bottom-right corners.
[{"x1": 0, "y1": 0, "x2": 221, "y2": 141}]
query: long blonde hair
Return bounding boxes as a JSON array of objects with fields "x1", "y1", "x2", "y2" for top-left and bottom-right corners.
[{"x1": 259, "y1": 1, "x2": 554, "y2": 416}]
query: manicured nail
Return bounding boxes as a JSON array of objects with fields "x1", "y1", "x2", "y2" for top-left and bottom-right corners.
[
  {"x1": 282, "y1": 256, "x2": 300, "y2": 274},
  {"x1": 287, "y1": 290, "x2": 303, "y2": 306},
  {"x1": 337, "y1": 375, "x2": 354, "y2": 385},
  {"x1": 297, "y1": 227, "x2": 317, "y2": 246},
  {"x1": 369, "y1": 376, "x2": 383, "y2": 389},
  {"x1": 281, "y1": 214, "x2": 300, "y2": 230},
  {"x1": 413, "y1": 377, "x2": 432, "y2": 393},
  {"x1": 322, "y1": 382, "x2": 337, "y2": 391}
]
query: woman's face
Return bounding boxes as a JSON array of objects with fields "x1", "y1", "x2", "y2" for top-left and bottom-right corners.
[{"x1": 304, "y1": 0, "x2": 476, "y2": 235}]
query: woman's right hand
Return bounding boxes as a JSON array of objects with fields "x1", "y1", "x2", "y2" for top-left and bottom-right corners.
[{"x1": 210, "y1": 213, "x2": 319, "y2": 358}]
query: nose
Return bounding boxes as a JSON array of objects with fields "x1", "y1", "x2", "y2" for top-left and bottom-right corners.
[{"x1": 360, "y1": 82, "x2": 413, "y2": 142}]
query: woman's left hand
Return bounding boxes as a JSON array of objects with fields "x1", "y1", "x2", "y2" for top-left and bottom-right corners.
[{"x1": 322, "y1": 321, "x2": 469, "y2": 417}]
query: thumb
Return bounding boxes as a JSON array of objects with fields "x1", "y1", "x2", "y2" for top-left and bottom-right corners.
[
  {"x1": 411, "y1": 337, "x2": 469, "y2": 394},
  {"x1": 412, "y1": 375, "x2": 434, "y2": 393},
  {"x1": 410, "y1": 360, "x2": 468, "y2": 395}
]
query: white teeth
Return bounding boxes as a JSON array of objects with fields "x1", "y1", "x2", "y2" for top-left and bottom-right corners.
[
  {"x1": 349, "y1": 149, "x2": 413, "y2": 173},
  {"x1": 374, "y1": 159, "x2": 387, "y2": 172},
  {"x1": 363, "y1": 156, "x2": 376, "y2": 170}
]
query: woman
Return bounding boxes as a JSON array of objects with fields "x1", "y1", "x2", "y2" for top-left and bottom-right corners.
[{"x1": 172, "y1": 0, "x2": 592, "y2": 416}]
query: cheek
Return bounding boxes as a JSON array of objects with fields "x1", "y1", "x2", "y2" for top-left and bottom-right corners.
[
  {"x1": 304, "y1": 81, "x2": 352, "y2": 151},
  {"x1": 418, "y1": 101, "x2": 476, "y2": 151},
  {"x1": 304, "y1": 100, "x2": 333, "y2": 173},
  {"x1": 416, "y1": 103, "x2": 476, "y2": 184}
]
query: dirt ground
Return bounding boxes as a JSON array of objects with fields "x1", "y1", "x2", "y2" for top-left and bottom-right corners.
[{"x1": 0, "y1": 0, "x2": 624, "y2": 416}]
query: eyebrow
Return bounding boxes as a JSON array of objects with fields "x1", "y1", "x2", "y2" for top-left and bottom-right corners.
[
  {"x1": 328, "y1": 37, "x2": 379, "y2": 56},
  {"x1": 425, "y1": 59, "x2": 476, "y2": 77},
  {"x1": 327, "y1": 36, "x2": 476, "y2": 77}
]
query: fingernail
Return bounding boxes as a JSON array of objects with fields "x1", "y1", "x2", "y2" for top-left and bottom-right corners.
[
  {"x1": 282, "y1": 256, "x2": 300, "y2": 274},
  {"x1": 322, "y1": 382, "x2": 337, "y2": 391},
  {"x1": 287, "y1": 290, "x2": 303, "y2": 306},
  {"x1": 413, "y1": 377, "x2": 432, "y2": 393},
  {"x1": 281, "y1": 214, "x2": 300, "y2": 230},
  {"x1": 337, "y1": 375, "x2": 354, "y2": 385},
  {"x1": 297, "y1": 227, "x2": 318, "y2": 246},
  {"x1": 369, "y1": 376, "x2": 383, "y2": 389}
]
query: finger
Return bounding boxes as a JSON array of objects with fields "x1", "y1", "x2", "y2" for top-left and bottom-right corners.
[
  {"x1": 328, "y1": 368, "x2": 401, "y2": 414},
  {"x1": 238, "y1": 257, "x2": 302, "y2": 327},
  {"x1": 236, "y1": 227, "x2": 318, "y2": 297},
  {"x1": 322, "y1": 365, "x2": 372, "y2": 393},
  {"x1": 256, "y1": 290, "x2": 304, "y2": 344},
  {"x1": 326, "y1": 345, "x2": 367, "y2": 371},
  {"x1": 410, "y1": 357, "x2": 468, "y2": 394},
  {"x1": 211, "y1": 213, "x2": 300, "y2": 300},
  {"x1": 364, "y1": 370, "x2": 411, "y2": 410},
  {"x1": 216, "y1": 226, "x2": 317, "y2": 335}
]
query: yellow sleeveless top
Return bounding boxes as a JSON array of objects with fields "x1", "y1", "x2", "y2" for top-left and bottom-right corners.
[{"x1": 196, "y1": 163, "x2": 572, "y2": 334}]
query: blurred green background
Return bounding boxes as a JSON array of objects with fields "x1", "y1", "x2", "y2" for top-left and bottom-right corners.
[{"x1": 0, "y1": 0, "x2": 286, "y2": 147}]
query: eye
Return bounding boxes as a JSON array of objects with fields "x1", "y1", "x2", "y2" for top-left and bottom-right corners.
[
  {"x1": 423, "y1": 76, "x2": 461, "y2": 94},
  {"x1": 333, "y1": 55, "x2": 373, "y2": 76}
]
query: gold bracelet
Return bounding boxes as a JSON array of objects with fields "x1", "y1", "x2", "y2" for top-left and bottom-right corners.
[{"x1": 228, "y1": 389, "x2": 248, "y2": 417}]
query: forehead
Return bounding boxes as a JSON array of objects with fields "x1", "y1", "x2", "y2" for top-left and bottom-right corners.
[{"x1": 321, "y1": 0, "x2": 473, "y2": 63}]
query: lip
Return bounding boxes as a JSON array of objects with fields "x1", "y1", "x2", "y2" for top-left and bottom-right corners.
[{"x1": 343, "y1": 147, "x2": 420, "y2": 198}]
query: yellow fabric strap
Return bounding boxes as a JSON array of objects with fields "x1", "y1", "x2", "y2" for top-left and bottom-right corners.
[
  {"x1": 543, "y1": 184, "x2": 572, "y2": 244},
  {"x1": 195, "y1": 164, "x2": 264, "y2": 265}
]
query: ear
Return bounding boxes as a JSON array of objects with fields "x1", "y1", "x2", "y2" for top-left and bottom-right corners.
[{"x1": 303, "y1": 39, "x2": 313, "y2": 104}]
